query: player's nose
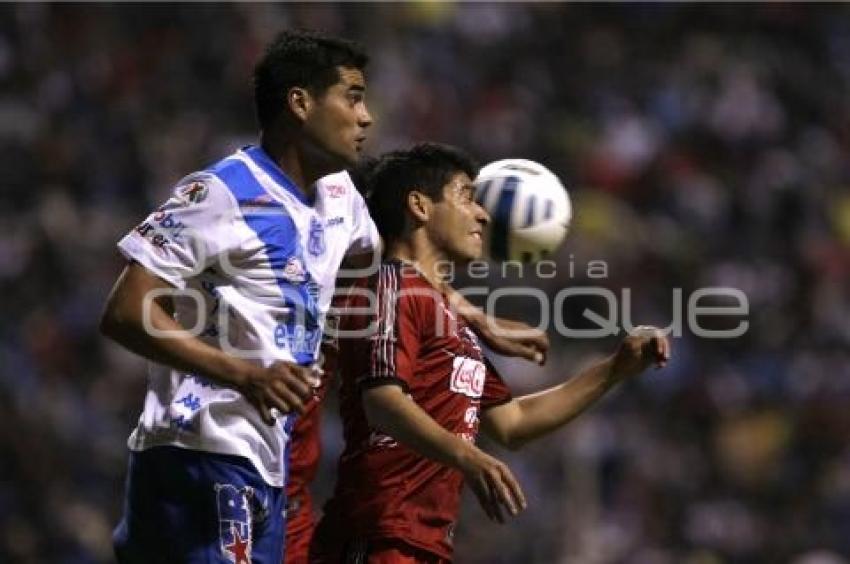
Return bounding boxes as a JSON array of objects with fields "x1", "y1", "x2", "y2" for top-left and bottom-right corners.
[
  {"x1": 475, "y1": 202, "x2": 490, "y2": 226},
  {"x1": 358, "y1": 104, "x2": 373, "y2": 128}
]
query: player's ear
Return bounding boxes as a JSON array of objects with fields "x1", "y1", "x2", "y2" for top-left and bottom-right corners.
[
  {"x1": 287, "y1": 87, "x2": 312, "y2": 122},
  {"x1": 407, "y1": 190, "x2": 432, "y2": 223}
]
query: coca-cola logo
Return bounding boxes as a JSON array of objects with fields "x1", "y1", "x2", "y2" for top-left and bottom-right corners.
[{"x1": 449, "y1": 357, "x2": 485, "y2": 398}]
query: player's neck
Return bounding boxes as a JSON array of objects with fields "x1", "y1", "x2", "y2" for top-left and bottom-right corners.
[
  {"x1": 259, "y1": 134, "x2": 319, "y2": 200},
  {"x1": 386, "y1": 236, "x2": 450, "y2": 291}
]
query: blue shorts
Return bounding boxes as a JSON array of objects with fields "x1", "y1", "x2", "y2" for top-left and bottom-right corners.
[{"x1": 113, "y1": 445, "x2": 286, "y2": 564}]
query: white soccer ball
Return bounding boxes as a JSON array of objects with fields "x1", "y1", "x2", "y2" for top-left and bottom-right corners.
[{"x1": 474, "y1": 159, "x2": 572, "y2": 263}]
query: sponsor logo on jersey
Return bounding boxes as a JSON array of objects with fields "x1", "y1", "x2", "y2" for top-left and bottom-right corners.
[
  {"x1": 308, "y1": 217, "x2": 325, "y2": 256},
  {"x1": 325, "y1": 184, "x2": 347, "y2": 198},
  {"x1": 179, "y1": 181, "x2": 209, "y2": 205},
  {"x1": 282, "y1": 256, "x2": 307, "y2": 283},
  {"x1": 449, "y1": 357, "x2": 485, "y2": 398},
  {"x1": 152, "y1": 210, "x2": 188, "y2": 241},
  {"x1": 463, "y1": 406, "x2": 479, "y2": 426},
  {"x1": 325, "y1": 216, "x2": 345, "y2": 227},
  {"x1": 459, "y1": 406, "x2": 480, "y2": 442},
  {"x1": 274, "y1": 315, "x2": 322, "y2": 356},
  {"x1": 135, "y1": 222, "x2": 170, "y2": 250},
  {"x1": 216, "y1": 484, "x2": 253, "y2": 564}
]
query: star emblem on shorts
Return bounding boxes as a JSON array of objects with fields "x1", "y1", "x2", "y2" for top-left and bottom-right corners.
[{"x1": 224, "y1": 524, "x2": 251, "y2": 564}]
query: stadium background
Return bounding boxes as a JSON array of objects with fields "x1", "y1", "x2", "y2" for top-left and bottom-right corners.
[{"x1": 2, "y1": 3, "x2": 849, "y2": 563}]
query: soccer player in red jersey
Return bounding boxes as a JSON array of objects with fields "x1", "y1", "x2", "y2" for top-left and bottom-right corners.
[
  {"x1": 309, "y1": 143, "x2": 671, "y2": 563},
  {"x1": 284, "y1": 294, "x2": 548, "y2": 564},
  {"x1": 283, "y1": 160, "x2": 549, "y2": 564}
]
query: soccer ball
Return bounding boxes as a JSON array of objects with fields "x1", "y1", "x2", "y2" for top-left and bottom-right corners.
[{"x1": 474, "y1": 159, "x2": 572, "y2": 263}]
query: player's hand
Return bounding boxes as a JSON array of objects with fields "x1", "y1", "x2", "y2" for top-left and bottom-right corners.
[
  {"x1": 610, "y1": 325, "x2": 671, "y2": 382},
  {"x1": 458, "y1": 445, "x2": 527, "y2": 524},
  {"x1": 474, "y1": 316, "x2": 549, "y2": 366},
  {"x1": 242, "y1": 361, "x2": 316, "y2": 425}
]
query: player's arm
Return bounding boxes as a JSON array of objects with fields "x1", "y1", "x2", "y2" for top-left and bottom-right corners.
[
  {"x1": 481, "y1": 327, "x2": 670, "y2": 450},
  {"x1": 444, "y1": 285, "x2": 549, "y2": 364},
  {"x1": 100, "y1": 262, "x2": 313, "y2": 423},
  {"x1": 361, "y1": 383, "x2": 526, "y2": 523}
]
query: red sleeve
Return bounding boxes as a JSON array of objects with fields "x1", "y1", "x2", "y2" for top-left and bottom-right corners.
[
  {"x1": 481, "y1": 358, "x2": 513, "y2": 409},
  {"x1": 357, "y1": 265, "x2": 422, "y2": 393}
]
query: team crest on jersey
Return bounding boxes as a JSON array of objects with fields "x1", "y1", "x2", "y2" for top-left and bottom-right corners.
[
  {"x1": 282, "y1": 256, "x2": 307, "y2": 283},
  {"x1": 308, "y1": 217, "x2": 325, "y2": 256},
  {"x1": 216, "y1": 484, "x2": 253, "y2": 564},
  {"x1": 449, "y1": 357, "x2": 485, "y2": 398},
  {"x1": 178, "y1": 181, "x2": 209, "y2": 205}
]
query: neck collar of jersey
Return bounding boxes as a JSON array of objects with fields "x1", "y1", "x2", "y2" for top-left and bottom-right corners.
[
  {"x1": 243, "y1": 145, "x2": 315, "y2": 206},
  {"x1": 387, "y1": 257, "x2": 448, "y2": 293}
]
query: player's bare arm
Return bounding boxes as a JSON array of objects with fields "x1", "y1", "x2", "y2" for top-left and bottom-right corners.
[
  {"x1": 100, "y1": 261, "x2": 314, "y2": 423},
  {"x1": 482, "y1": 326, "x2": 670, "y2": 450},
  {"x1": 361, "y1": 383, "x2": 527, "y2": 523}
]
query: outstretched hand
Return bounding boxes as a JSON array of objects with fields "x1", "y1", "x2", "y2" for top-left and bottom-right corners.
[{"x1": 611, "y1": 325, "x2": 671, "y2": 381}]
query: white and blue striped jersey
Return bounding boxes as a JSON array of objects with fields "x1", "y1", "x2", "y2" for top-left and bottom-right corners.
[{"x1": 117, "y1": 145, "x2": 379, "y2": 487}]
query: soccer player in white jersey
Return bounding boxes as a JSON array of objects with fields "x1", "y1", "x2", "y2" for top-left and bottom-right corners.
[
  {"x1": 101, "y1": 30, "x2": 378, "y2": 564},
  {"x1": 102, "y1": 28, "x2": 549, "y2": 564}
]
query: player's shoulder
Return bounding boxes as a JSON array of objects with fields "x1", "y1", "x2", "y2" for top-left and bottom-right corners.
[
  {"x1": 376, "y1": 260, "x2": 440, "y2": 308},
  {"x1": 316, "y1": 170, "x2": 361, "y2": 203},
  {"x1": 165, "y1": 171, "x2": 235, "y2": 213},
  {"x1": 194, "y1": 151, "x2": 273, "y2": 208}
]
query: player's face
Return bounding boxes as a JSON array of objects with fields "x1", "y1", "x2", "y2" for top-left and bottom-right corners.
[
  {"x1": 427, "y1": 172, "x2": 490, "y2": 262},
  {"x1": 303, "y1": 67, "x2": 372, "y2": 170}
]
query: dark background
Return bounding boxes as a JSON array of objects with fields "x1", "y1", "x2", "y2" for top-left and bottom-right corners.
[{"x1": 1, "y1": 4, "x2": 849, "y2": 563}]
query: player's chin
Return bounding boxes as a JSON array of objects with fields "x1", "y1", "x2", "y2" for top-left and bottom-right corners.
[
  {"x1": 459, "y1": 244, "x2": 483, "y2": 262},
  {"x1": 469, "y1": 236, "x2": 485, "y2": 258}
]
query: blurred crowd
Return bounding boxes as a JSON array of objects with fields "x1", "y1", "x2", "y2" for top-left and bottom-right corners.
[{"x1": 1, "y1": 3, "x2": 849, "y2": 563}]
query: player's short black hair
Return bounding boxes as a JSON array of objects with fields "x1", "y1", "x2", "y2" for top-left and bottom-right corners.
[
  {"x1": 254, "y1": 29, "x2": 369, "y2": 129},
  {"x1": 366, "y1": 142, "x2": 479, "y2": 245}
]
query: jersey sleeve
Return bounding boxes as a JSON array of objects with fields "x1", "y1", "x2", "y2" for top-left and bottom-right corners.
[
  {"x1": 117, "y1": 173, "x2": 237, "y2": 289},
  {"x1": 346, "y1": 188, "x2": 380, "y2": 257},
  {"x1": 481, "y1": 358, "x2": 513, "y2": 409},
  {"x1": 357, "y1": 266, "x2": 423, "y2": 392}
]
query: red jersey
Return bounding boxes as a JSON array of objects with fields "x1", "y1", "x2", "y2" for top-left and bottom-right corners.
[
  {"x1": 283, "y1": 395, "x2": 321, "y2": 564},
  {"x1": 284, "y1": 368, "x2": 329, "y2": 563},
  {"x1": 316, "y1": 260, "x2": 512, "y2": 560},
  {"x1": 285, "y1": 320, "x2": 342, "y2": 564}
]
